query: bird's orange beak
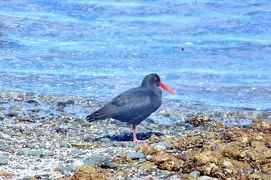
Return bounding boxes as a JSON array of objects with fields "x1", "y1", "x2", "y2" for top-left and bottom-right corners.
[{"x1": 159, "y1": 82, "x2": 176, "y2": 95}]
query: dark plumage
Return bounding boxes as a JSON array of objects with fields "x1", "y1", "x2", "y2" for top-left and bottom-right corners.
[{"x1": 86, "y1": 73, "x2": 175, "y2": 142}]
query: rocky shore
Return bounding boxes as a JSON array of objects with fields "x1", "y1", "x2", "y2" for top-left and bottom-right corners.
[{"x1": 0, "y1": 91, "x2": 270, "y2": 179}]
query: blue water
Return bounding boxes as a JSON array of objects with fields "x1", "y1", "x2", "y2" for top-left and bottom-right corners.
[{"x1": 1, "y1": 0, "x2": 271, "y2": 113}]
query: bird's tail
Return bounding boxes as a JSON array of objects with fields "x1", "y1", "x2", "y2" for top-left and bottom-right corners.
[{"x1": 85, "y1": 108, "x2": 111, "y2": 123}]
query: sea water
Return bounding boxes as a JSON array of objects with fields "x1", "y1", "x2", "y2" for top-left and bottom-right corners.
[{"x1": 1, "y1": 0, "x2": 271, "y2": 116}]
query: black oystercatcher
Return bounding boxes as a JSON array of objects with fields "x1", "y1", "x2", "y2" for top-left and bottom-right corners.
[{"x1": 86, "y1": 74, "x2": 175, "y2": 142}]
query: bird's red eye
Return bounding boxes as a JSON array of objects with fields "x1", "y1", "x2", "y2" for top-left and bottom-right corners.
[{"x1": 153, "y1": 76, "x2": 158, "y2": 81}]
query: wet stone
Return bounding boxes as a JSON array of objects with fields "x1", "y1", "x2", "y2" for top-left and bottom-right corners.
[
  {"x1": 0, "y1": 155, "x2": 8, "y2": 165},
  {"x1": 17, "y1": 148, "x2": 30, "y2": 155},
  {"x1": 5, "y1": 112, "x2": 18, "y2": 118},
  {"x1": 190, "y1": 170, "x2": 201, "y2": 178},
  {"x1": 60, "y1": 142, "x2": 70, "y2": 148},
  {"x1": 127, "y1": 152, "x2": 145, "y2": 160},
  {"x1": 55, "y1": 127, "x2": 68, "y2": 134},
  {"x1": 152, "y1": 141, "x2": 171, "y2": 150},
  {"x1": 138, "y1": 158, "x2": 147, "y2": 163},
  {"x1": 26, "y1": 99, "x2": 40, "y2": 105},
  {"x1": 100, "y1": 137, "x2": 111, "y2": 142},
  {"x1": 100, "y1": 159, "x2": 118, "y2": 169},
  {"x1": 83, "y1": 158, "x2": 98, "y2": 166}
]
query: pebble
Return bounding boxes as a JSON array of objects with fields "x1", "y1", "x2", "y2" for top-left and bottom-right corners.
[
  {"x1": 43, "y1": 150, "x2": 54, "y2": 156},
  {"x1": 17, "y1": 148, "x2": 30, "y2": 155},
  {"x1": 70, "y1": 149, "x2": 83, "y2": 156},
  {"x1": 23, "y1": 143, "x2": 35, "y2": 149},
  {"x1": 200, "y1": 176, "x2": 218, "y2": 180},
  {"x1": 26, "y1": 99, "x2": 40, "y2": 105},
  {"x1": 60, "y1": 142, "x2": 70, "y2": 148},
  {"x1": 0, "y1": 155, "x2": 8, "y2": 165},
  {"x1": 55, "y1": 127, "x2": 68, "y2": 134},
  {"x1": 100, "y1": 159, "x2": 118, "y2": 169},
  {"x1": 83, "y1": 135, "x2": 93, "y2": 142},
  {"x1": 83, "y1": 158, "x2": 98, "y2": 166},
  {"x1": 100, "y1": 137, "x2": 111, "y2": 142},
  {"x1": 138, "y1": 158, "x2": 147, "y2": 163},
  {"x1": 5, "y1": 112, "x2": 18, "y2": 118},
  {"x1": 30, "y1": 149, "x2": 43, "y2": 156},
  {"x1": 0, "y1": 141, "x2": 11, "y2": 151},
  {"x1": 127, "y1": 152, "x2": 145, "y2": 160},
  {"x1": 152, "y1": 141, "x2": 171, "y2": 150},
  {"x1": 190, "y1": 170, "x2": 201, "y2": 178}
]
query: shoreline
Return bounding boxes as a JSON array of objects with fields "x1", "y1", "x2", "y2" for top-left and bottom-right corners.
[{"x1": 0, "y1": 90, "x2": 270, "y2": 179}]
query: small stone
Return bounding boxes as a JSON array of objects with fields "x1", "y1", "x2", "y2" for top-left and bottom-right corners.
[
  {"x1": 0, "y1": 155, "x2": 8, "y2": 165},
  {"x1": 55, "y1": 127, "x2": 68, "y2": 134},
  {"x1": 190, "y1": 170, "x2": 201, "y2": 178},
  {"x1": 70, "y1": 149, "x2": 83, "y2": 156},
  {"x1": 200, "y1": 176, "x2": 218, "y2": 180},
  {"x1": 17, "y1": 148, "x2": 30, "y2": 155},
  {"x1": 72, "y1": 160, "x2": 84, "y2": 170},
  {"x1": 30, "y1": 149, "x2": 43, "y2": 156},
  {"x1": 60, "y1": 142, "x2": 70, "y2": 148},
  {"x1": 65, "y1": 100, "x2": 75, "y2": 105},
  {"x1": 83, "y1": 158, "x2": 98, "y2": 166},
  {"x1": 0, "y1": 142, "x2": 11, "y2": 151},
  {"x1": 100, "y1": 137, "x2": 111, "y2": 142},
  {"x1": 83, "y1": 135, "x2": 93, "y2": 142},
  {"x1": 127, "y1": 152, "x2": 145, "y2": 160},
  {"x1": 10, "y1": 105, "x2": 22, "y2": 111},
  {"x1": 138, "y1": 158, "x2": 147, "y2": 163},
  {"x1": 26, "y1": 99, "x2": 40, "y2": 105},
  {"x1": 100, "y1": 159, "x2": 118, "y2": 169},
  {"x1": 23, "y1": 143, "x2": 35, "y2": 149},
  {"x1": 5, "y1": 112, "x2": 18, "y2": 118},
  {"x1": 152, "y1": 141, "x2": 171, "y2": 150},
  {"x1": 43, "y1": 150, "x2": 54, "y2": 156}
]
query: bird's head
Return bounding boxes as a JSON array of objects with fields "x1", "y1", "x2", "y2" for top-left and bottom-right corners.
[{"x1": 141, "y1": 74, "x2": 176, "y2": 95}]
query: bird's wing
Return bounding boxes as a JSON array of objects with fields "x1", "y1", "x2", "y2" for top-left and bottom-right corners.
[{"x1": 109, "y1": 88, "x2": 155, "y2": 124}]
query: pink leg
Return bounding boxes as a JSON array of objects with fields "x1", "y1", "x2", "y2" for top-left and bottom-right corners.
[{"x1": 132, "y1": 126, "x2": 147, "y2": 143}]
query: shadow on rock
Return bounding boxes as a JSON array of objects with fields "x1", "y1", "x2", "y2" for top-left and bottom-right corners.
[{"x1": 94, "y1": 132, "x2": 164, "y2": 142}]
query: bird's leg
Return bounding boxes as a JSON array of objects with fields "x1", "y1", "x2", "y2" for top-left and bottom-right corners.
[{"x1": 132, "y1": 125, "x2": 146, "y2": 143}]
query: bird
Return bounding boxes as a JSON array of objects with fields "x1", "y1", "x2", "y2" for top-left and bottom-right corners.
[{"x1": 86, "y1": 73, "x2": 175, "y2": 142}]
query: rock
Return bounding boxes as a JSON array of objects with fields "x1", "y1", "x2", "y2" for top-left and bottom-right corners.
[
  {"x1": 65, "y1": 100, "x2": 75, "y2": 105},
  {"x1": 83, "y1": 135, "x2": 93, "y2": 142},
  {"x1": 190, "y1": 170, "x2": 201, "y2": 178},
  {"x1": 138, "y1": 158, "x2": 147, "y2": 163},
  {"x1": 0, "y1": 155, "x2": 8, "y2": 165},
  {"x1": 10, "y1": 105, "x2": 22, "y2": 111},
  {"x1": 0, "y1": 171, "x2": 14, "y2": 179},
  {"x1": 253, "y1": 120, "x2": 271, "y2": 133},
  {"x1": 0, "y1": 142, "x2": 11, "y2": 152},
  {"x1": 70, "y1": 149, "x2": 84, "y2": 156},
  {"x1": 72, "y1": 160, "x2": 84, "y2": 170},
  {"x1": 17, "y1": 148, "x2": 30, "y2": 155},
  {"x1": 43, "y1": 150, "x2": 54, "y2": 156},
  {"x1": 148, "y1": 134, "x2": 159, "y2": 142},
  {"x1": 55, "y1": 127, "x2": 68, "y2": 134},
  {"x1": 127, "y1": 152, "x2": 145, "y2": 160},
  {"x1": 152, "y1": 141, "x2": 171, "y2": 150},
  {"x1": 71, "y1": 166, "x2": 111, "y2": 179},
  {"x1": 100, "y1": 138, "x2": 111, "y2": 142},
  {"x1": 83, "y1": 158, "x2": 99, "y2": 166},
  {"x1": 199, "y1": 176, "x2": 218, "y2": 180},
  {"x1": 26, "y1": 99, "x2": 40, "y2": 105},
  {"x1": 23, "y1": 143, "x2": 35, "y2": 149},
  {"x1": 100, "y1": 159, "x2": 118, "y2": 169},
  {"x1": 5, "y1": 112, "x2": 18, "y2": 118},
  {"x1": 60, "y1": 142, "x2": 70, "y2": 148},
  {"x1": 152, "y1": 152, "x2": 183, "y2": 171},
  {"x1": 30, "y1": 149, "x2": 43, "y2": 156}
]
